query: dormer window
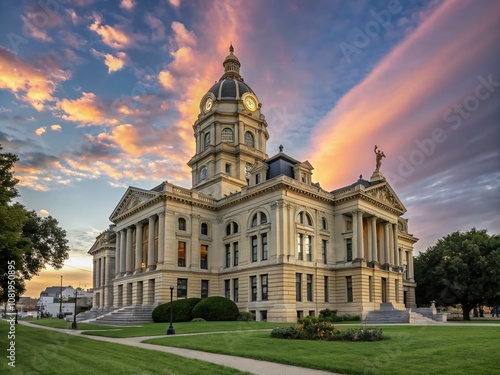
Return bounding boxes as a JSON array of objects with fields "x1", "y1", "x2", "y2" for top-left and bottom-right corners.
[{"x1": 244, "y1": 131, "x2": 254, "y2": 147}]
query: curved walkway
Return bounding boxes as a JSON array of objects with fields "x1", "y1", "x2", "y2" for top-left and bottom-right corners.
[{"x1": 18, "y1": 321, "x2": 340, "y2": 375}]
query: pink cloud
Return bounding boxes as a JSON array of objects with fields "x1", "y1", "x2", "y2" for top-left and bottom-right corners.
[
  {"x1": 56, "y1": 92, "x2": 119, "y2": 126},
  {"x1": 89, "y1": 15, "x2": 132, "y2": 49}
]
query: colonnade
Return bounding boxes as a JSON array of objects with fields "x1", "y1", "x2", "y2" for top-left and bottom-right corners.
[
  {"x1": 350, "y1": 211, "x2": 413, "y2": 278},
  {"x1": 114, "y1": 211, "x2": 165, "y2": 277}
]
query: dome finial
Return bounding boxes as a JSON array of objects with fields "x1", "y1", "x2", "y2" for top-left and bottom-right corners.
[
  {"x1": 229, "y1": 43, "x2": 234, "y2": 53},
  {"x1": 221, "y1": 42, "x2": 241, "y2": 80}
]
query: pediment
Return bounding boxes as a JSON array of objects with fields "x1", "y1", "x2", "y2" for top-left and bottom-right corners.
[
  {"x1": 249, "y1": 161, "x2": 269, "y2": 173},
  {"x1": 365, "y1": 182, "x2": 406, "y2": 213},
  {"x1": 109, "y1": 187, "x2": 159, "y2": 222}
]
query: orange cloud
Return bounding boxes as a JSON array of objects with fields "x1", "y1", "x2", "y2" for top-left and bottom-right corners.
[
  {"x1": 35, "y1": 127, "x2": 46, "y2": 136},
  {"x1": 0, "y1": 47, "x2": 68, "y2": 110},
  {"x1": 120, "y1": 0, "x2": 135, "y2": 11},
  {"x1": 91, "y1": 49, "x2": 127, "y2": 73},
  {"x1": 56, "y1": 92, "x2": 119, "y2": 126},
  {"x1": 158, "y1": 70, "x2": 174, "y2": 89},
  {"x1": 89, "y1": 15, "x2": 131, "y2": 49},
  {"x1": 169, "y1": 0, "x2": 181, "y2": 8},
  {"x1": 307, "y1": 0, "x2": 500, "y2": 190},
  {"x1": 171, "y1": 21, "x2": 197, "y2": 47},
  {"x1": 51, "y1": 124, "x2": 62, "y2": 131}
]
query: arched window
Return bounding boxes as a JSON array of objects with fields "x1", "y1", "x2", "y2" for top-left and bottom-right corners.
[
  {"x1": 201, "y1": 222, "x2": 208, "y2": 235},
  {"x1": 251, "y1": 212, "x2": 267, "y2": 227},
  {"x1": 299, "y1": 211, "x2": 313, "y2": 226},
  {"x1": 322, "y1": 217, "x2": 327, "y2": 230},
  {"x1": 226, "y1": 221, "x2": 239, "y2": 236},
  {"x1": 221, "y1": 128, "x2": 233, "y2": 142},
  {"x1": 178, "y1": 218, "x2": 186, "y2": 231},
  {"x1": 244, "y1": 131, "x2": 254, "y2": 147},
  {"x1": 200, "y1": 166, "x2": 208, "y2": 181},
  {"x1": 204, "y1": 132, "x2": 211, "y2": 150},
  {"x1": 260, "y1": 212, "x2": 267, "y2": 224},
  {"x1": 251, "y1": 214, "x2": 258, "y2": 227},
  {"x1": 233, "y1": 222, "x2": 239, "y2": 233},
  {"x1": 226, "y1": 224, "x2": 231, "y2": 236}
]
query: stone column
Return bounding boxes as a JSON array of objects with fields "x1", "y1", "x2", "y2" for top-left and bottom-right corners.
[
  {"x1": 408, "y1": 250, "x2": 414, "y2": 281},
  {"x1": 93, "y1": 260, "x2": 97, "y2": 289},
  {"x1": 97, "y1": 258, "x2": 102, "y2": 287},
  {"x1": 147, "y1": 215, "x2": 156, "y2": 271},
  {"x1": 101, "y1": 257, "x2": 106, "y2": 287},
  {"x1": 120, "y1": 230, "x2": 126, "y2": 275},
  {"x1": 157, "y1": 212, "x2": 166, "y2": 264},
  {"x1": 135, "y1": 222, "x2": 143, "y2": 273},
  {"x1": 356, "y1": 211, "x2": 364, "y2": 260},
  {"x1": 384, "y1": 222, "x2": 390, "y2": 265},
  {"x1": 371, "y1": 217, "x2": 378, "y2": 263},
  {"x1": 393, "y1": 223, "x2": 399, "y2": 266},
  {"x1": 125, "y1": 227, "x2": 133, "y2": 275},
  {"x1": 351, "y1": 211, "x2": 358, "y2": 260},
  {"x1": 115, "y1": 232, "x2": 121, "y2": 277}
]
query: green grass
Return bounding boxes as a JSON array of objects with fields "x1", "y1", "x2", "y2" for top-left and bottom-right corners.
[
  {"x1": 0, "y1": 320, "x2": 250, "y2": 375},
  {"x1": 447, "y1": 319, "x2": 500, "y2": 323},
  {"x1": 145, "y1": 325, "x2": 500, "y2": 375},
  {"x1": 83, "y1": 320, "x2": 291, "y2": 338},
  {"x1": 24, "y1": 317, "x2": 117, "y2": 330}
]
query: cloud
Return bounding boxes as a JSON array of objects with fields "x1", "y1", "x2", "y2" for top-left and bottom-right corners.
[
  {"x1": 91, "y1": 49, "x2": 127, "y2": 73},
  {"x1": 89, "y1": 15, "x2": 132, "y2": 49},
  {"x1": 21, "y1": 4, "x2": 64, "y2": 43},
  {"x1": 0, "y1": 47, "x2": 69, "y2": 110},
  {"x1": 169, "y1": 0, "x2": 181, "y2": 8},
  {"x1": 35, "y1": 127, "x2": 46, "y2": 136},
  {"x1": 158, "y1": 70, "x2": 174, "y2": 89},
  {"x1": 40, "y1": 209, "x2": 49, "y2": 215},
  {"x1": 145, "y1": 13, "x2": 166, "y2": 42},
  {"x1": 120, "y1": 0, "x2": 135, "y2": 11},
  {"x1": 56, "y1": 92, "x2": 119, "y2": 126},
  {"x1": 51, "y1": 124, "x2": 62, "y2": 131},
  {"x1": 171, "y1": 21, "x2": 197, "y2": 47}
]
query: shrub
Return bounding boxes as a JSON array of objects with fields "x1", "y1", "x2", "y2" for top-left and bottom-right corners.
[
  {"x1": 191, "y1": 296, "x2": 239, "y2": 321},
  {"x1": 152, "y1": 298, "x2": 202, "y2": 323},
  {"x1": 237, "y1": 311, "x2": 256, "y2": 321},
  {"x1": 191, "y1": 318, "x2": 206, "y2": 322},
  {"x1": 270, "y1": 316, "x2": 382, "y2": 342},
  {"x1": 318, "y1": 309, "x2": 360, "y2": 322}
]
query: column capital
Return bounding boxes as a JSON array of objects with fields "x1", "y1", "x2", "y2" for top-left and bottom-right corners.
[{"x1": 135, "y1": 222, "x2": 144, "y2": 229}]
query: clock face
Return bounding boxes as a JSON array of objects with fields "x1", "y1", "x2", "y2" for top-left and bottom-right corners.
[
  {"x1": 204, "y1": 97, "x2": 213, "y2": 112},
  {"x1": 242, "y1": 93, "x2": 258, "y2": 111}
]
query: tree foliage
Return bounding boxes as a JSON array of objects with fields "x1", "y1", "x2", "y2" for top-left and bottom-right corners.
[
  {"x1": 414, "y1": 228, "x2": 500, "y2": 320},
  {"x1": 0, "y1": 145, "x2": 69, "y2": 302}
]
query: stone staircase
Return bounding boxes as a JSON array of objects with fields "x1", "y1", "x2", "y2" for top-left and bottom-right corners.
[
  {"x1": 409, "y1": 311, "x2": 441, "y2": 324},
  {"x1": 87, "y1": 305, "x2": 157, "y2": 326},
  {"x1": 76, "y1": 307, "x2": 115, "y2": 322},
  {"x1": 363, "y1": 303, "x2": 409, "y2": 324}
]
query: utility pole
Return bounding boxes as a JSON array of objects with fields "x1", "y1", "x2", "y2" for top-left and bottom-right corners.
[{"x1": 59, "y1": 275, "x2": 63, "y2": 319}]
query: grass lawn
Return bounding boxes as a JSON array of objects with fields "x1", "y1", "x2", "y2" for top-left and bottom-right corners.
[
  {"x1": 0, "y1": 320, "x2": 250, "y2": 375},
  {"x1": 145, "y1": 325, "x2": 500, "y2": 375},
  {"x1": 83, "y1": 320, "x2": 291, "y2": 338},
  {"x1": 23, "y1": 317, "x2": 117, "y2": 330},
  {"x1": 447, "y1": 319, "x2": 500, "y2": 324}
]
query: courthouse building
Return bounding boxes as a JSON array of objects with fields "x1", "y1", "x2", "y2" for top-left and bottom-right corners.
[{"x1": 88, "y1": 46, "x2": 417, "y2": 322}]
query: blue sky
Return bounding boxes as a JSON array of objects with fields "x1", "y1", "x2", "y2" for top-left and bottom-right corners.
[{"x1": 0, "y1": 0, "x2": 498, "y2": 297}]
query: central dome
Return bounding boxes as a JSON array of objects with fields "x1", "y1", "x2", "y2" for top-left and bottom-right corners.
[{"x1": 203, "y1": 45, "x2": 258, "y2": 102}]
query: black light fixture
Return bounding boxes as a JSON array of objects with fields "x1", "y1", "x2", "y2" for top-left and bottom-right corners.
[
  {"x1": 71, "y1": 288, "x2": 78, "y2": 329},
  {"x1": 166, "y1": 285, "x2": 175, "y2": 335}
]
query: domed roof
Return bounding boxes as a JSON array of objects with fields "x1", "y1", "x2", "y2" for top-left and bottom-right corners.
[
  {"x1": 203, "y1": 45, "x2": 258, "y2": 101},
  {"x1": 208, "y1": 77, "x2": 254, "y2": 100}
]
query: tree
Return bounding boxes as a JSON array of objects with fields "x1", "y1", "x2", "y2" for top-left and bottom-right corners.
[
  {"x1": 414, "y1": 228, "x2": 500, "y2": 320},
  {"x1": 0, "y1": 145, "x2": 69, "y2": 303}
]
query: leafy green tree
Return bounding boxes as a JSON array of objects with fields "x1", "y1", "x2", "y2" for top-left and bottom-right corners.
[
  {"x1": 415, "y1": 228, "x2": 500, "y2": 320},
  {"x1": 0, "y1": 145, "x2": 69, "y2": 303}
]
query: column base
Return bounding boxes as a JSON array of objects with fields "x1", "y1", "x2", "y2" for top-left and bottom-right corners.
[
  {"x1": 133, "y1": 269, "x2": 143, "y2": 275},
  {"x1": 146, "y1": 265, "x2": 157, "y2": 271}
]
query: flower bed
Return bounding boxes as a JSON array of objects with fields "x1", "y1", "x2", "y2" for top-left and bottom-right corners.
[{"x1": 270, "y1": 316, "x2": 382, "y2": 341}]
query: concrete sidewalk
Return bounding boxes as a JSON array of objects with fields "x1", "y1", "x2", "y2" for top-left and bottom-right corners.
[{"x1": 18, "y1": 321, "x2": 340, "y2": 375}]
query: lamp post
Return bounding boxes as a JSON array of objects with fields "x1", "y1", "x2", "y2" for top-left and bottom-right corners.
[
  {"x1": 166, "y1": 285, "x2": 175, "y2": 335},
  {"x1": 59, "y1": 275, "x2": 63, "y2": 319},
  {"x1": 71, "y1": 288, "x2": 78, "y2": 329}
]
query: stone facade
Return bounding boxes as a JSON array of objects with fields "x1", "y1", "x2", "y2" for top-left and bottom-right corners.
[{"x1": 88, "y1": 47, "x2": 417, "y2": 322}]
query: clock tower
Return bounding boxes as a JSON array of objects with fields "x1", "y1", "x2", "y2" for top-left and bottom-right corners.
[{"x1": 187, "y1": 45, "x2": 269, "y2": 198}]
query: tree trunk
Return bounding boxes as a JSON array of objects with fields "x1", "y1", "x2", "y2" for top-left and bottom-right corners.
[{"x1": 462, "y1": 305, "x2": 471, "y2": 321}]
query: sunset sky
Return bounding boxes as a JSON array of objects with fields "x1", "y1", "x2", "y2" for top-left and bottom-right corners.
[{"x1": 1, "y1": 0, "x2": 498, "y2": 298}]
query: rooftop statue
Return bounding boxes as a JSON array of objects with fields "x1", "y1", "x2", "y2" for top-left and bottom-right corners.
[{"x1": 374, "y1": 145, "x2": 385, "y2": 172}]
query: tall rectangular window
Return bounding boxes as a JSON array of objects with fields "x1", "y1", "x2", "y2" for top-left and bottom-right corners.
[
  {"x1": 201, "y1": 280, "x2": 209, "y2": 298},
  {"x1": 177, "y1": 278, "x2": 187, "y2": 298},
  {"x1": 225, "y1": 163, "x2": 231, "y2": 174},
  {"x1": 233, "y1": 242, "x2": 239, "y2": 266},
  {"x1": 251, "y1": 236, "x2": 258, "y2": 262},
  {"x1": 224, "y1": 279, "x2": 230, "y2": 299},
  {"x1": 322, "y1": 240, "x2": 327, "y2": 264},
  {"x1": 250, "y1": 276, "x2": 257, "y2": 301},
  {"x1": 178, "y1": 241, "x2": 186, "y2": 267},
  {"x1": 369, "y1": 276, "x2": 373, "y2": 302},
  {"x1": 225, "y1": 244, "x2": 230, "y2": 268},
  {"x1": 306, "y1": 235, "x2": 312, "y2": 261},
  {"x1": 261, "y1": 274, "x2": 268, "y2": 301},
  {"x1": 324, "y1": 276, "x2": 329, "y2": 302},
  {"x1": 346, "y1": 238, "x2": 353, "y2": 262},
  {"x1": 200, "y1": 244, "x2": 208, "y2": 269},
  {"x1": 233, "y1": 278, "x2": 239, "y2": 302},
  {"x1": 261, "y1": 233, "x2": 268, "y2": 260},
  {"x1": 346, "y1": 276, "x2": 353, "y2": 302},
  {"x1": 395, "y1": 279, "x2": 399, "y2": 302},
  {"x1": 296, "y1": 273, "x2": 302, "y2": 301},
  {"x1": 306, "y1": 274, "x2": 313, "y2": 301},
  {"x1": 297, "y1": 234, "x2": 303, "y2": 260}
]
